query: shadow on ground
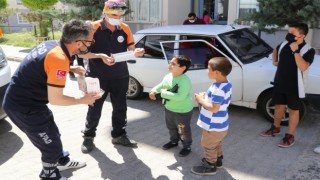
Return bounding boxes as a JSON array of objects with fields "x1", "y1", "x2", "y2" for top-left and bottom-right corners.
[{"x1": 0, "y1": 118, "x2": 23, "y2": 166}]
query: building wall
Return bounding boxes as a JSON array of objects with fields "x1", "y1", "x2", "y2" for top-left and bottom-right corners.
[
  {"x1": 126, "y1": 0, "x2": 191, "y2": 33},
  {"x1": 227, "y1": 0, "x2": 238, "y2": 25},
  {"x1": 166, "y1": 0, "x2": 191, "y2": 25}
]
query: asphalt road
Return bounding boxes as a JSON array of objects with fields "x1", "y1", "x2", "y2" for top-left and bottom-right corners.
[{"x1": 0, "y1": 61, "x2": 320, "y2": 180}]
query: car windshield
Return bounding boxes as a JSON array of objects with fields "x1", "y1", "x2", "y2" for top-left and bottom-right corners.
[{"x1": 219, "y1": 28, "x2": 273, "y2": 64}]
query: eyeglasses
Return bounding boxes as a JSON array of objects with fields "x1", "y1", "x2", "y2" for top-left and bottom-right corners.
[
  {"x1": 109, "y1": 6, "x2": 128, "y2": 10},
  {"x1": 109, "y1": 2, "x2": 128, "y2": 10},
  {"x1": 76, "y1": 39, "x2": 95, "y2": 45}
]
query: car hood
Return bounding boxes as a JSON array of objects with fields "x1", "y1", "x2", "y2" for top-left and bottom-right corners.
[{"x1": 245, "y1": 54, "x2": 276, "y2": 71}]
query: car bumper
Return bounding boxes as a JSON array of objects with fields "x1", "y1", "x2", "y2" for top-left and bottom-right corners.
[
  {"x1": 0, "y1": 83, "x2": 9, "y2": 120},
  {"x1": 306, "y1": 94, "x2": 320, "y2": 112}
]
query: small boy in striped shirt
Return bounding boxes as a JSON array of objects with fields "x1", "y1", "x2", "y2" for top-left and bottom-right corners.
[{"x1": 191, "y1": 57, "x2": 232, "y2": 176}]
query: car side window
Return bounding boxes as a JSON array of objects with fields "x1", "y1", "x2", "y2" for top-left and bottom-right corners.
[
  {"x1": 136, "y1": 35, "x2": 175, "y2": 59},
  {"x1": 179, "y1": 35, "x2": 225, "y2": 70}
]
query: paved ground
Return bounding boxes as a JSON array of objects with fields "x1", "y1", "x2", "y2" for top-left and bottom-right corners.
[{"x1": 1, "y1": 45, "x2": 320, "y2": 180}]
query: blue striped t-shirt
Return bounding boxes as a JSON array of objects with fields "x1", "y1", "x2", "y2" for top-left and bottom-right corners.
[{"x1": 197, "y1": 81, "x2": 232, "y2": 131}]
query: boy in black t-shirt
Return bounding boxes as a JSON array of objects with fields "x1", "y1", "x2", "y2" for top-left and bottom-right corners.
[{"x1": 260, "y1": 22, "x2": 315, "y2": 148}]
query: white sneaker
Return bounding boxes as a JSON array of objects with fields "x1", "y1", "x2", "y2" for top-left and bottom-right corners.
[
  {"x1": 57, "y1": 159, "x2": 86, "y2": 171},
  {"x1": 314, "y1": 145, "x2": 320, "y2": 154}
]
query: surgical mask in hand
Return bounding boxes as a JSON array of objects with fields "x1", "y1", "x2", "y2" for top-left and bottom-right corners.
[
  {"x1": 285, "y1": 33, "x2": 297, "y2": 43},
  {"x1": 106, "y1": 16, "x2": 123, "y2": 26}
]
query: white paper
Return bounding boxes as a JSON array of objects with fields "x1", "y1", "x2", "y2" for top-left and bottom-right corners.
[{"x1": 112, "y1": 51, "x2": 135, "y2": 62}]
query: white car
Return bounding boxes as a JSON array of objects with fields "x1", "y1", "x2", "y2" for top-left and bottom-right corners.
[
  {"x1": 127, "y1": 25, "x2": 320, "y2": 125},
  {"x1": 0, "y1": 46, "x2": 11, "y2": 120}
]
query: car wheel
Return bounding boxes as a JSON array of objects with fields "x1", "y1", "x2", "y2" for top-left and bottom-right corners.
[
  {"x1": 258, "y1": 91, "x2": 306, "y2": 126},
  {"x1": 127, "y1": 76, "x2": 143, "y2": 99}
]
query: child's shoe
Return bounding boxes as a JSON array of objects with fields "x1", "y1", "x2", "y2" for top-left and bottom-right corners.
[
  {"x1": 191, "y1": 160, "x2": 216, "y2": 176},
  {"x1": 178, "y1": 147, "x2": 191, "y2": 157},
  {"x1": 162, "y1": 142, "x2": 178, "y2": 150},
  {"x1": 201, "y1": 155, "x2": 223, "y2": 168},
  {"x1": 260, "y1": 124, "x2": 280, "y2": 137}
]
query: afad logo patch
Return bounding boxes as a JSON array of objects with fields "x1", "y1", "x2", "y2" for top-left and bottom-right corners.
[{"x1": 56, "y1": 69, "x2": 67, "y2": 79}]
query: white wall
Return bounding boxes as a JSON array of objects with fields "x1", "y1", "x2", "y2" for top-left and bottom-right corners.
[
  {"x1": 228, "y1": 0, "x2": 238, "y2": 25},
  {"x1": 166, "y1": 0, "x2": 191, "y2": 25}
]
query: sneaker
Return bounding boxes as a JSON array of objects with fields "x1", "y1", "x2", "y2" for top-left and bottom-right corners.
[
  {"x1": 202, "y1": 155, "x2": 223, "y2": 168},
  {"x1": 81, "y1": 137, "x2": 94, "y2": 153},
  {"x1": 191, "y1": 161, "x2": 216, "y2": 176},
  {"x1": 112, "y1": 134, "x2": 138, "y2": 148},
  {"x1": 179, "y1": 147, "x2": 191, "y2": 157},
  {"x1": 314, "y1": 145, "x2": 320, "y2": 154},
  {"x1": 278, "y1": 133, "x2": 295, "y2": 148},
  {"x1": 40, "y1": 168, "x2": 67, "y2": 180},
  {"x1": 40, "y1": 176, "x2": 69, "y2": 180},
  {"x1": 260, "y1": 125, "x2": 280, "y2": 137},
  {"x1": 57, "y1": 159, "x2": 86, "y2": 171},
  {"x1": 162, "y1": 142, "x2": 178, "y2": 150}
]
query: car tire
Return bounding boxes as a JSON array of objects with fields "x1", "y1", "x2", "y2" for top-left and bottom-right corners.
[
  {"x1": 127, "y1": 76, "x2": 143, "y2": 99},
  {"x1": 258, "y1": 91, "x2": 306, "y2": 126}
]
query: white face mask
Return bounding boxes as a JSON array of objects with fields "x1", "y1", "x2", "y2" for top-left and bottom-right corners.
[
  {"x1": 189, "y1": 20, "x2": 195, "y2": 23},
  {"x1": 106, "y1": 16, "x2": 123, "y2": 26}
]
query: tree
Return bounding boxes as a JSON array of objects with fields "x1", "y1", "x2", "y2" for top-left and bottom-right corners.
[
  {"x1": 0, "y1": 0, "x2": 7, "y2": 10},
  {"x1": 22, "y1": 10, "x2": 54, "y2": 37},
  {"x1": 244, "y1": 0, "x2": 320, "y2": 33},
  {"x1": 60, "y1": 0, "x2": 131, "y2": 21},
  {"x1": 60, "y1": 0, "x2": 105, "y2": 21},
  {"x1": 0, "y1": 8, "x2": 17, "y2": 32},
  {"x1": 21, "y1": 0, "x2": 58, "y2": 37},
  {"x1": 21, "y1": 0, "x2": 58, "y2": 10}
]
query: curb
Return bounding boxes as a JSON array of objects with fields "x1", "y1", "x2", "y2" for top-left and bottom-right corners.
[{"x1": 7, "y1": 57, "x2": 23, "y2": 62}]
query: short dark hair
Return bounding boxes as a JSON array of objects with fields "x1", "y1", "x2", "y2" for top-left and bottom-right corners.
[
  {"x1": 208, "y1": 57, "x2": 232, "y2": 76},
  {"x1": 288, "y1": 22, "x2": 309, "y2": 35},
  {"x1": 188, "y1": 12, "x2": 196, "y2": 18},
  {"x1": 174, "y1": 55, "x2": 191, "y2": 73},
  {"x1": 61, "y1": 20, "x2": 94, "y2": 44}
]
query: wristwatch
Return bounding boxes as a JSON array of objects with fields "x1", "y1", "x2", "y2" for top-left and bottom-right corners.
[{"x1": 292, "y1": 50, "x2": 300, "y2": 54}]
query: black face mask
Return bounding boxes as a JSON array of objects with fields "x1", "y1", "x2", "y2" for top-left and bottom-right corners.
[
  {"x1": 285, "y1": 33, "x2": 297, "y2": 43},
  {"x1": 78, "y1": 41, "x2": 92, "y2": 55}
]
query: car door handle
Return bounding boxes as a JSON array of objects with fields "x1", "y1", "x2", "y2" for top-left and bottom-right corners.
[{"x1": 127, "y1": 60, "x2": 136, "y2": 64}]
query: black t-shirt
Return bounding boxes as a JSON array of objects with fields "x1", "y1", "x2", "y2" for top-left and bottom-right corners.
[
  {"x1": 87, "y1": 20, "x2": 134, "y2": 80},
  {"x1": 274, "y1": 41, "x2": 315, "y2": 95}
]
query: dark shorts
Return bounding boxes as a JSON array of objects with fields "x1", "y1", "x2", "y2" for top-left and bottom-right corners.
[{"x1": 272, "y1": 91, "x2": 301, "y2": 110}]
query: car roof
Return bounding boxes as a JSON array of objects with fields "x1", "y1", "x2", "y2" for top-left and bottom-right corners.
[{"x1": 135, "y1": 25, "x2": 248, "y2": 36}]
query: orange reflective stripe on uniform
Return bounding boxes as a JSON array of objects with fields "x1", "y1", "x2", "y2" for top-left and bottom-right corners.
[
  {"x1": 120, "y1": 23, "x2": 134, "y2": 46},
  {"x1": 44, "y1": 46, "x2": 70, "y2": 87}
]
